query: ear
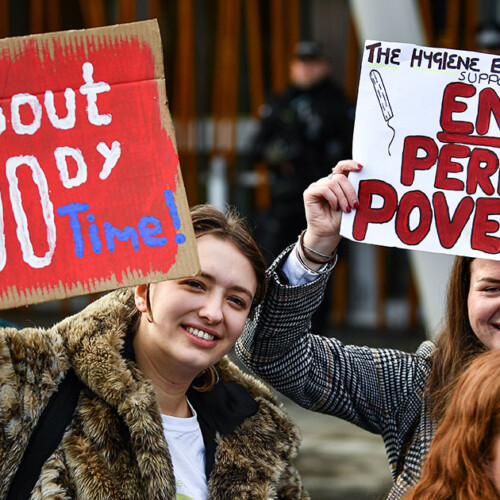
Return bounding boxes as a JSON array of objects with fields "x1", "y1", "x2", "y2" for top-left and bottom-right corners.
[{"x1": 135, "y1": 284, "x2": 149, "y2": 313}]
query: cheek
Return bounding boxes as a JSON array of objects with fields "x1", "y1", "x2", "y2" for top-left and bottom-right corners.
[
  {"x1": 226, "y1": 312, "x2": 249, "y2": 340},
  {"x1": 152, "y1": 291, "x2": 191, "y2": 322},
  {"x1": 468, "y1": 295, "x2": 488, "y2": 326},
  {"x1": 468, "y1": 297, "x2": 478, "y2": 326}
]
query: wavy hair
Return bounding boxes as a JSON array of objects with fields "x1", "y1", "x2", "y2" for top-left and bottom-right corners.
[
  {"x1": 188, "y1": 204, "x2": 266, "y2": 316},
  {"x1": 426, "y1": 256, "x2": 486, "y2": 422},
  {"x1": 407, "y1": 349, "x2": 500, "y2": 499}
]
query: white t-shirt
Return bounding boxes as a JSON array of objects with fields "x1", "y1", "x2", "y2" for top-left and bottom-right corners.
[
  {"x1": 161, "y1": 399, "x2": 208, "y2": 500},
  {"x1": 158, "y1": 248, "x2": 311, "y2": 500}
]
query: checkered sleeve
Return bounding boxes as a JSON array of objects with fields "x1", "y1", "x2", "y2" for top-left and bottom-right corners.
[{"x1": 236, "y1": 247, "x2": 432, "y2": 436}]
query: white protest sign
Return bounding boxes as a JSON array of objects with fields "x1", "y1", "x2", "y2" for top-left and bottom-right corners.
[{"x1": 341, "y1": 40, "x2": 500, "y2": 259}]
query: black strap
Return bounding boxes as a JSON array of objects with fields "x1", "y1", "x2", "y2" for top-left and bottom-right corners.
[{"x1": 6, "y1": 369, "x2": 83, "y2": 500}]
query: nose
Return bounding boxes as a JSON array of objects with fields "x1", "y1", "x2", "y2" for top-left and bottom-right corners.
[{"x1": 199, "y1": 293, "x2": 224, "y2": 324}]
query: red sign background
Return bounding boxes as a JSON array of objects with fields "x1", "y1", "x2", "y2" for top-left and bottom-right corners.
[{"x1": 0, "y1": 21, "x2": 198, "y2": 308}]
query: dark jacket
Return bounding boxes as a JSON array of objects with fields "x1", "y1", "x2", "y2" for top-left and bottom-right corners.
[
  {"x1": 252, "y1": 78, "x2": 354, "y2": 201},
  {"x1": 0, "y1": 288, "x2": 308, "y2": 499}
]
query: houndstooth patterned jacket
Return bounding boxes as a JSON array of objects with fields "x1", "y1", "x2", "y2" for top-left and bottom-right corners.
[{"x1": 236, "y1": 247, "x2": 438, "y2": 499}]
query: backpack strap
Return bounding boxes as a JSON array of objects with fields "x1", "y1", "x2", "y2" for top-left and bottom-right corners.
[{"x1": 6, "y1": 368, "x2": 83, "y2": 500}]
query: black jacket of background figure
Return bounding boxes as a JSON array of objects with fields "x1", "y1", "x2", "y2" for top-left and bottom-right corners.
[{"x1": 252, "y1": 77, "x2": 354, "y2": 261}]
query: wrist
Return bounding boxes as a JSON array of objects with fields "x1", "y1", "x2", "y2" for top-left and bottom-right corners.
[
  {"x1": 298, "y1": 230, "x2": 339, "y2": 271},
  {"x1": 303, "y1": 230, "x2": 341, "y2": 256},
  {"x1": 294, "y1": 243, "x2": 337, "y2": 275}
]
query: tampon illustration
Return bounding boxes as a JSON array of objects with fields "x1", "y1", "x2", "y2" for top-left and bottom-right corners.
[{"x1": 369, "y1": 69, "x2": 396, "y2": 156}]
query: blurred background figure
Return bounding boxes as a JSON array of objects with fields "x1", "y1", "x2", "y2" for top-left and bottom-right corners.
[
  {"x1": 249, "y1": 40, "x2": 353, "y2": 333},
  {"x1": 476, "y1": 20, "x2": 500, "y2": 54},
  {"x1": 250, "y1": 40, "x2": 353, "y2": 266},
  {"x1": 476, "y1": 0, "x2": 500, "y2": 54}
]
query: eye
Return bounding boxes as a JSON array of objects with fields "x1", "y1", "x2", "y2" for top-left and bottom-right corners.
[
  {"x1": 228, "y1": 296, "x2": 247, "y2": 309},
  {"x1": 485, "y1": 286, "x2": 500, "y2": 293},
  {"x1": 181, "y1": 279, "x2": 205, "y2": 290}
]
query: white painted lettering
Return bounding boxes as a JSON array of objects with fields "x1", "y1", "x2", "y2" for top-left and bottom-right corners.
[
  {"x1": 97, "y1": 141, "x2": 121, "y2": 180},
  {"x1": 44, "y1": 88, "x2": 76, "y2": 130},
  {"x1": 11, "y1": 93, "x2": 42, "y2": 135},
  {"x1": 6, "y1": 156, "x2": 56, "y2": 268},
  {"x1": 79, "y1": 61, "x2": 112, "y2": 126}
]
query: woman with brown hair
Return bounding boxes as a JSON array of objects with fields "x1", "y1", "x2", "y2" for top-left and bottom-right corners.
[
  {"x1": 1, "y1": 202, "x2": 317, "y2": 499},
  {"x1": 407, "y1": 349, "x2": 500, "y2": 499},
  {"x1": 237, "y1": 159, "x2": 500, "y2": 498}
]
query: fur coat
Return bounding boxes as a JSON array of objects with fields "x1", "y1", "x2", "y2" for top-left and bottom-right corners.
[{"x1": 0, "y1": 288, "x2": 308, "y2": 499}]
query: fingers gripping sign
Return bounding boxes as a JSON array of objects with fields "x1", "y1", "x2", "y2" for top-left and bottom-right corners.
[{"x1": 302, "y1": 161, "x2": 363, "y2": 260}]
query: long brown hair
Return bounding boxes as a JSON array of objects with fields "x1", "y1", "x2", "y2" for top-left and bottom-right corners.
[
  {"x1": 407, "y1": 349, "x2": 500, "y2": 499},
  {"x1": 427, "y1": 256, "x2": 486, "y2": 422}
]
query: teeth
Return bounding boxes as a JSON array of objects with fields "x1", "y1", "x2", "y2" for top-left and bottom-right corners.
[{"x1": 186, "y1": 326, "x2": 215, "y2": 341}]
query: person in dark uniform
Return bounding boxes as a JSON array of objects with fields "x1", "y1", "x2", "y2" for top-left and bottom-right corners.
[
  {"x1": 251, "y1": 40, "x2": 354, "y2": 332},
  {"x1": 252, "y1": 40, "x2": 354, "y2": 263}
]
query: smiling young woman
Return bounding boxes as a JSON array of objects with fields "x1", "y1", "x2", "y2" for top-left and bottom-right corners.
[
  {"x1": 0, "y1": 204, "x2": 308, "y2": 499},
  {"x1": 133, "y1": 233, "x2": 259, "y2": 416},
  {"x1": 237, "y1": 159, "x2": 500, "y2": 499}
]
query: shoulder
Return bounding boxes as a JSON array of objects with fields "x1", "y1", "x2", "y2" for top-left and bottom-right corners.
[
  {"x1": 364, "y1": 341, "x2": 434, "y2": 395},
  {"x1": 259, "y1": 87, "x2": 300, "y2": 116},
  {"x1": 415, "y1": 340, "x2": 436, "y2": 359},
  {"x1": 215, "y1": 357, "x2": 302, "y2": 444},
  {"x1": 54, "y1": 288, "x2": 136, "y2": 348},
  {"x1": 316, "y1": 78, "x2": 346, "y2": 97},
  {"x1": 216, "y1": 357, "x2": 298, "y2": 430},
  {"x1": 0, "y1": 325, "x2": 69, "y2": 443},
  {"x1": 216, "y1": 356, "x2": 278, "y2": 403},
  {"x1": 1, "y1": 323, "x2": 67, "y2": 374},
  {"x1": 207, "y1": 359, "x2": 305, "y2": 498},
  {"x1": 369, "y1": 341, "x2": 435, "y2": 371}
]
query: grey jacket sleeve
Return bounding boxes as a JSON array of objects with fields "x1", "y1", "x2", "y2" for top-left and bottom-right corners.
[{"x1": 236, "y1": 248, "x2": 433, "y2": 436}]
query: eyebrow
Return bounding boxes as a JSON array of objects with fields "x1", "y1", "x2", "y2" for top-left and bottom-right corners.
[
  {"x1": 200, "y1": 271, "x2": 254, "y2": 300},
  {"x1": 477, "y1": 277, "x2": 500, "y2": 284}
]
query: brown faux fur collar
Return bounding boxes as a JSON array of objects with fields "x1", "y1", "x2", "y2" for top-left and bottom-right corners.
[{"x1": 2, "y1": 288, "x2": 307, "y2": 498}]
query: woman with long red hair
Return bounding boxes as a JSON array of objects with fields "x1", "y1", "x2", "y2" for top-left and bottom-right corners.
[{"x1": 407, "y1": 349, "x2": 500, "y2": 499}]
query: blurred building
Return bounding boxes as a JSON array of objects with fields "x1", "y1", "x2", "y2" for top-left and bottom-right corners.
[{"x1": 0, "y1": 0, "x2": 485, "y2": 336}]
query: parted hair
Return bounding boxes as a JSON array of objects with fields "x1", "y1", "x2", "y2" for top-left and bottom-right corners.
[
  {"x1": 407, "y1": 349, "x2": 500, "y2": 499},
  {"x1": 427, "y1": 256, "x2": 486, "y2": 423},
  {"x1": 144, "y1": 204, "x2": 266, "y2": 321},
  {"x1": 189, "y1": 204, "x2": 266, "y2": 316}
]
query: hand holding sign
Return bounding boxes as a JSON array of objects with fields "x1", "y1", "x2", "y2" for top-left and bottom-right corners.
[{"x1": 301, "y1": 161, "x2": 362, "y2": 263}]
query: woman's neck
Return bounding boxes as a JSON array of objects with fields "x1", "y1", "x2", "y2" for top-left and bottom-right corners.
[
  {"x1": 133, "y1": 338, "x2": 195, "y2": 417},
  {"x1": 156, "y1": 388, "x2": 193, "y2": 418}
]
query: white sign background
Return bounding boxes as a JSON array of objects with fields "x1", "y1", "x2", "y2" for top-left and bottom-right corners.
[{"x1": 341, "y1": 40, "x2": 500, "y2": 260}]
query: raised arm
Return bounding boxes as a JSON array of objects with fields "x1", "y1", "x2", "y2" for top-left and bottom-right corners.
[
  {"x1": 299, "y1": 159, "x2": 361, "y2": 270},
  {"x1": 236, "y1": 161, "x2": 429, "y2": 434}
]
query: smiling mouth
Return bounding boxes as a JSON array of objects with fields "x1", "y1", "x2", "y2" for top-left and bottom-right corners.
[{"x1": 185, "y1": 326, "x2": 216, "y2": 341}]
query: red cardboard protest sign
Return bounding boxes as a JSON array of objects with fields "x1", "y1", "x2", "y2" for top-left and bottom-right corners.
[
  {"x1": 342, "y1": 40, "x2": 500, "y2": 260},
  {"x1": 0, "y1": 20, "x2": 199, "y2": 309}
]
